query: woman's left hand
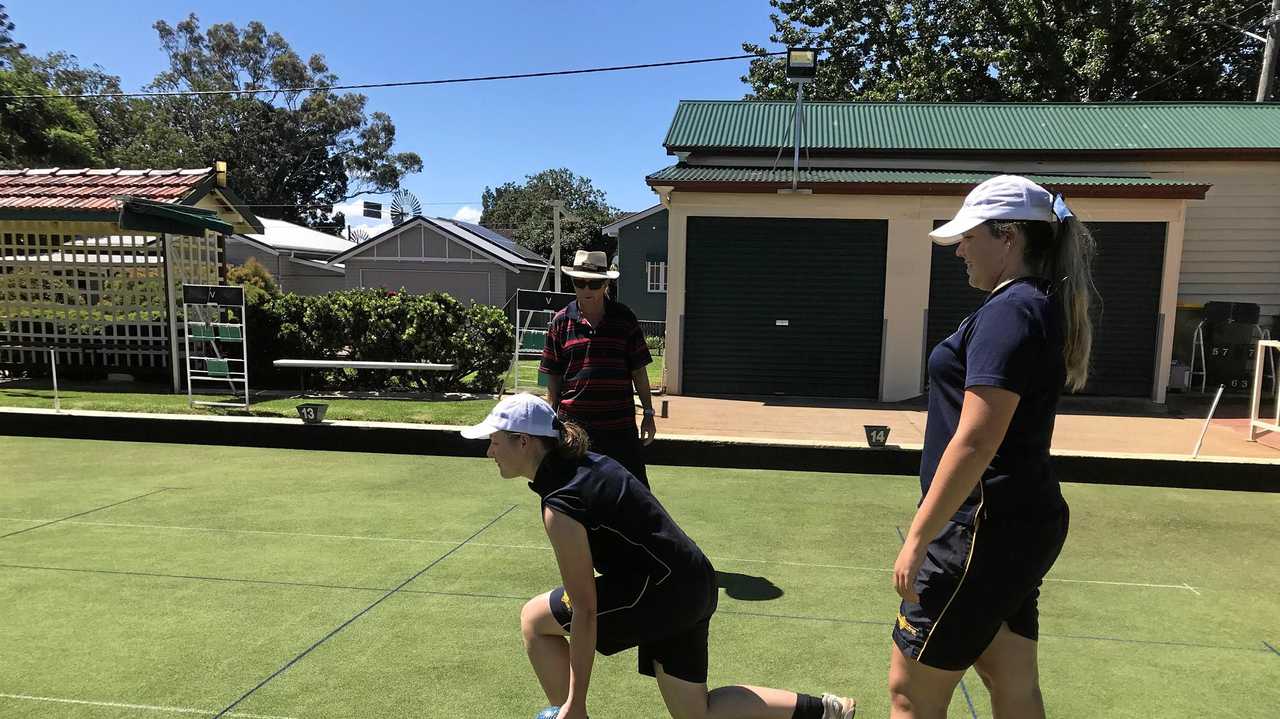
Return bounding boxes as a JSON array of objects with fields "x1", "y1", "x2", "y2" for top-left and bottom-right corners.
[{"x1": 893, "y1": 539, "x2": 927, "y2": 603}]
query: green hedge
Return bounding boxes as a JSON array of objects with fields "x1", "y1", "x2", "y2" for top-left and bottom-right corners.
[{"x1": 247, "y1": 288, "x2": 514, "y2": 392}]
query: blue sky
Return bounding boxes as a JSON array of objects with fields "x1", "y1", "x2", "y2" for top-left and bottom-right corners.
[{"x1": 13, "y1": 0, "x2": 781, "y2": 233}]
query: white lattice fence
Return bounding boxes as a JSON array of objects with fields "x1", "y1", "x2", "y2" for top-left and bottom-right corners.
[{"x1": 0, "y1": 221, "x2": 221, "y2": 370}]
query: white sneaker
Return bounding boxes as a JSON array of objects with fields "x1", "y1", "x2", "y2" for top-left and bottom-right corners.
[{"x1": 821, "y1": 693, "x2": 856, "y2": 719}]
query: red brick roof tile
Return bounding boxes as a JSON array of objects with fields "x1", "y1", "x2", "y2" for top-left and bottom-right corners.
[{"x1": 0, "y1": 167, "x2": 213, "y2": 212}]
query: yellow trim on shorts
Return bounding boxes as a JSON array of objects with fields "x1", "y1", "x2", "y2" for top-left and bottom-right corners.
[{"x1": 917, "y1": 493, "x2": 984, "y2": 664}]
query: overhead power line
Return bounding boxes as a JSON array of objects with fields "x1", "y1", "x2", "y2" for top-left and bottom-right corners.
[{"x1": 0, "y1": 50, "x2": 792, "y2": 100}]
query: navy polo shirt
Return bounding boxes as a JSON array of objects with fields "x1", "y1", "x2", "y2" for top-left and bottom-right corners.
[
  {"x1": 921, "y1": 277, "x2": 1068, "y2": 524},
  {"x1": 529, "y1": 451, "x2": 711, "y2": 583}
]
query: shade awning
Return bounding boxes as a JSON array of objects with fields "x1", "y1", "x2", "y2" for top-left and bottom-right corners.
[{"x1": 117, "y1": 196, "x2": 233, "y2": 235}]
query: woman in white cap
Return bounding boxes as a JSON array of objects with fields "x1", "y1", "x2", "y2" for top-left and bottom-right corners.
[
  {"x1": 887, "y1": 176, "x2": 1095, "y2": 718},
  {"x1": 462, "y1": 393, "x2": 856, "y2": 719}
]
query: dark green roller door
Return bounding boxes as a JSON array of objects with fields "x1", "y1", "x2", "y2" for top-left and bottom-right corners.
[
  {"x1": 683, "y1": 217, "x2": 886, "y2": 397},
  {"x1": 1085, "y1": 223, "x2": 1165, "y2": 396},
  {"x1": 924, "y1": 221, "x2": 1166, "y2": 397}
]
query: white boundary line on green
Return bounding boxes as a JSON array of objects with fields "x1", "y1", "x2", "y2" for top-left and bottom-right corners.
[
  {"x1": 0, "y1": 516, "x2": 1201, "y2": 593},
  {"x1": 0, "y1": 693, "x2": 297, "y2": 719}
]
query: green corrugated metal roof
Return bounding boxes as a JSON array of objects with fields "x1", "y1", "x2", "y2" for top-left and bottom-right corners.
[
  {"x1": 646, "y1": 166, "x2": 1207, "y2": 188},
  {"x1": 118, "y1": 196, "x2": 233, "y2": 235},
  {"x1": 664, "y1": 101, "x2": 1280, "y2": 152}
]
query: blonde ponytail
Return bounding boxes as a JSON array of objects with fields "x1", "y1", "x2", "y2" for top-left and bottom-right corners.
[
  {"x1": 1051, "y1": 216, "x2": 1097, "y2": 391},
  {"x1": 537, "y1": 418, "x2": 591, "y2": 460},
  {"x1": 989, "y1": 217, "x2": 1097, "y2": 391}
]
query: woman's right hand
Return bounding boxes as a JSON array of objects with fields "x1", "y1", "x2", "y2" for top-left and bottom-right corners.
[{"x1": 893, "y1": 538, "x2": 927, "y2": 603}]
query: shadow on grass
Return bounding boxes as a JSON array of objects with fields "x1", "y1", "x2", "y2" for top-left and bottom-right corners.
[
  {"x1": 0, "y1": 390, "x2": 56, "y2": 400},
  {"x1": 716, "y1": 571, "x2": 783, "y2": 601}
]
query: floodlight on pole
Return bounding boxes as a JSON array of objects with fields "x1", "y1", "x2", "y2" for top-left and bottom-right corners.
[
  {"x1": 782, "y1": 48, "x2": 818, "y2": 193},
  {"x1": 785, "y1": 48, "x2": 817, "y2": 83}
]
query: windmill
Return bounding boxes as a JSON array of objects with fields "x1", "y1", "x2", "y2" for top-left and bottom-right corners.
[
  {"x1": 390, "y1": 189, "x2": 422, "y2": 226},
  {"x1": 347, "y1": 226, "x2": 370, "y2": 244}
]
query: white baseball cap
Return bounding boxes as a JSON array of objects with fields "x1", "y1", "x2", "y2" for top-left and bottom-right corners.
[
  {"x1": 930, "y1": 175, "x2": 1056, "y2": 245},
  {"x1": 460, "y1": 393, "x2": 561, "y2": 439}
]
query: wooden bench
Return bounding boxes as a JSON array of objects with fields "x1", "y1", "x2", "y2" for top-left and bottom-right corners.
[{"x1": 273, "y1": 359, "x2": 455, "y2": 392}]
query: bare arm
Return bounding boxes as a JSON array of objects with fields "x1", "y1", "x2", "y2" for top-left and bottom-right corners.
[
  {"x1": 894, "y1": 386, "x2": 1020, "y2": 601},
  {"x1": 544, "y1": 507, "x2": 596, "y2": 718},
  {"x1": 546, "y1": 374, "x2": 562, "y2": 410},
  {"x1": 631, "y1": 367, "x2": 656, "y2": 445}
]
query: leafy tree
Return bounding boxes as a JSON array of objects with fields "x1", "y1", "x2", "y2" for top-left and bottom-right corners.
[
  {"x1": 226, "y1": 256, "x2": 281, "y2": 303},
  {"x1": 24, "y1": 52, "x2": 133, "y2": 163},
  {"x1": 0, "y1": 3, "x2": 23, "y2": 67},
  {"x1": 742, "y1": 0, "x2": 1268, "y2": 101},
  {"x1": 480, "y1": 168, "x2": 622, "y2": 260},
  {"x1": 0, "y1": 6, "x2": 101, "y2": 167},
  {"x1": 0, "y1": 54, "x2": 99, "y2": 167},
  {"x1": 106, "y1": 15, "x2": 423, "y2": 228}
]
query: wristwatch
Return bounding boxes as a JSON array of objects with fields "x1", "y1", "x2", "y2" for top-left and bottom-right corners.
[{"x1": 642, "y1": 408, "x2": 656, "y2": 417}]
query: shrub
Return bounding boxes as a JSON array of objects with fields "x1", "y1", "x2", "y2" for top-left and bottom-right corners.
[
  {"x1": 226, "y1": 258, "x2": 281, "y2": 303},
  {"x1": 245, "y1": 288, "x2": 514, "y2": 392}
]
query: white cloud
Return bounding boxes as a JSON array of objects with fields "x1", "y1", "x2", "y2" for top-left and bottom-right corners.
[
  {"x1": 452, "y1": 205, "x2": 483, "y2": 224},
  {"x1": 331, "y1": 198, "x2": 366, "y2": 218}
]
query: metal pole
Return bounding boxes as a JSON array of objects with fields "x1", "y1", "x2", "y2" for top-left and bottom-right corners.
[
  {"x1": 1192, "y1": 384, "x2": 1225, "y2": 457},
  {"x1": 552, "y1": 204, "x2": 563, "y2": 293},
  {"x1": 791, "y1": 83, "x2": 804, "y2": 191},
  {"x1": 511, "y1": 293, "x2": 521, "y2": 393},
  {"x1": 49, "y1": 348, "x2": 59, "y2": 412},
  {"x1": 1258, "y1": 0, "x2": 1280, "y2": 101},
  {"x1": 161, "y1": 233, "x2": 182, "y2": 393}
]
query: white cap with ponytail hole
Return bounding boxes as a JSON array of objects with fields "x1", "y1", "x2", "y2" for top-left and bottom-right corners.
[
  {"x1": 930, "y1": 175, "x2": 1072, "y2": 245},
  {"x1": 460, "y1": 393, "x2": 562, "y2": 439}
]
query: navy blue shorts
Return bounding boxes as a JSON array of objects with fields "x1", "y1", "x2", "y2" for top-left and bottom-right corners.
[
  {"x1": 893, "y1": 505, "x2": 1069, "y2": 671},
  {"x1": 549, "y1": 569, "x2": 717, "y2": 683}
]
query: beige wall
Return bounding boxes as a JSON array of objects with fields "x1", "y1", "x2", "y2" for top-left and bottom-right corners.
[
  {"x1": 1148, "y1": 161, "x2": 1280, "y2": 319},
  {"x1": 659, "y1": 190, "x2": 1188, "y2": 402},
  {"x1": 193, "y1": 191, "x2": 258, "y2": 234}
]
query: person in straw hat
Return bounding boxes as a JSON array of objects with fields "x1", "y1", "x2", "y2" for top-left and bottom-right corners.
[{"x1": 539, "y1": 249, "x2": 657, "y2": 487}]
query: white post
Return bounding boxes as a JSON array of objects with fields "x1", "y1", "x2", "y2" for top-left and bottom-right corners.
[
  {"x1": 162, "y1": 233, "x2": 182, "y2": 394},
  {"x1": 49, "y1": 348, "x2": 59, "y2": 412},
  {"x1": 511, "y1": 293, "x2": 522, "y2": 393},
  {"x1": 1249, "y1": 342, "x2": 1266, "y2": 441},
  {"x1": 1192, "y1": 384, "x2": 1225, "y2": 458},
  {"x1": 1247, "y1": 340, "x2": 1280, "y2": 442},
  {"x1": 552, "y1": 202, "x2": 563, "y2": 293}
]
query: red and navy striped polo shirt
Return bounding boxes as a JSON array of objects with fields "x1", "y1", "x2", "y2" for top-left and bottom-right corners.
[{"x1": 539, "y1": 299, "x2": 652, "y2": 431}]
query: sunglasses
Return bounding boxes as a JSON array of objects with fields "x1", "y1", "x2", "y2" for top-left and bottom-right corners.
[{"x1": 572, "y1": 278, "x2": 607, "y2": 290}]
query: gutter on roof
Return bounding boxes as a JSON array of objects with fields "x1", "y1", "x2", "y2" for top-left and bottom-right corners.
[
  {"x1": 643, "y1": 178, "x2": 1212, "y2": 200},
  {"x1": 665, "y1": 147, "x2": 1280, "y2": 161}
]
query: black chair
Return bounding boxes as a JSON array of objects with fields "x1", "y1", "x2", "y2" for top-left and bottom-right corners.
[{"x1": 1190, "y1": 301, "x2": 1273, "y2": 393}]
